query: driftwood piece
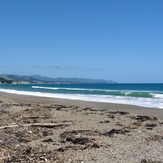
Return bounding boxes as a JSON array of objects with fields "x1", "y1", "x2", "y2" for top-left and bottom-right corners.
[
  {"x1": 0, "y1": 122, "x2": 72, "y2": 130},
  {"x1": 22, "y1": 115, "x2": 45, "y2": 119}
]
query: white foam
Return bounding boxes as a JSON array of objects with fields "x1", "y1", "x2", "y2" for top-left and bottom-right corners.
[
  {"x1": 153, "y1": 93, "x2": 163, "y2": 99},
  {"x1": 32, "y1": 86, "x2": 59, "y2": 90},
  {"x1": 32, "y1": 86, "x2": 161, "y2": 95},
  {"x1": 32, "y1": 86, "x2": 123, "y2": 92},
  {"x1": 1, "y1": 88, "x2": 163, "y2": 109}
]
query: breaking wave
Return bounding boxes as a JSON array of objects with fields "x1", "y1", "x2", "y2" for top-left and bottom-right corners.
[{"x1": 0, "y1": 88, "x2": 163, "y2": 109}]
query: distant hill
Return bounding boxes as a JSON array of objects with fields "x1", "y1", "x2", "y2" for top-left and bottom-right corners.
[
  {"x1": 30, "y1": 75, "x2": 115, "y2": 83},
  {"x1": 0, "y1": 74, "x2": 116, "y2": 84},
  {"x1": 0, "y1": 74, "x2": 43, "y2": 84},
  {"x1": 0, "y1": 77, "x2": 13, "y2": 84}
]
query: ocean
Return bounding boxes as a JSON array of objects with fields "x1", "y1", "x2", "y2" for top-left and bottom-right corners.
[{"x1": 0, "y1": 83, "x2": 163, "y2": 109}]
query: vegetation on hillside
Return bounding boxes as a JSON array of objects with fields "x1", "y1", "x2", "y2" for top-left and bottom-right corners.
[{"x1": 0, "y1": 77, "x2": 13, "y2": 84}]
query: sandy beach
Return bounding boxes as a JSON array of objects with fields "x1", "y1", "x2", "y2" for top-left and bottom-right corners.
[
  {"x1": 0, "y1": 92, "x2": 163, "y2": 162},
  {"x1": 1, "y1": 0, "x2": 163, "y2": 162}
]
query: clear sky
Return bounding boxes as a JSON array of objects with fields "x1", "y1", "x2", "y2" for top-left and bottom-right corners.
[{"x1": 0, "y1": 0, "x2": 163, "y2": 83}]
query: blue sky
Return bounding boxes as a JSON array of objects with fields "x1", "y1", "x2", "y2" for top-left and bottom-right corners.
[{"x1": 0, "y1": 0, "x2": 163, "y2": 83}]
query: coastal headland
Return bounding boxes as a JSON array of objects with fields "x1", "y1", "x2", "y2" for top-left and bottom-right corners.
[{"x1": 0, "y1": 92, "x2": 163, "y2": 162}]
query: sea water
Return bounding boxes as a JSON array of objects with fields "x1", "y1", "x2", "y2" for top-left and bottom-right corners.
[{"x1": 0, "y1": 84, "x2": 163, "y2": 109}]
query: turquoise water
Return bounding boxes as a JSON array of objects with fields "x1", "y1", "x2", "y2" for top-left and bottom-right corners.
[{"x1": 0, "y1": 84, "x2": 163, "y2": 108}]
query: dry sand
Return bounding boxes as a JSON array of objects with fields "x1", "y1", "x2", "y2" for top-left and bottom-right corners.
[{"x1": 0, "y1": 92, "x2": 163, "y2": 163}]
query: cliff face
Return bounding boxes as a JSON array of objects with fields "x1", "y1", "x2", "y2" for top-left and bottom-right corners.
[{"x1": 12, "y1": 81, "x2": 30, "y2": 84}]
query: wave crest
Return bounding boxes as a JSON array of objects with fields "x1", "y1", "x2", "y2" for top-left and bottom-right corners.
[{"x1": 32, "y1": 86, "x2": 155, "y2": 98}]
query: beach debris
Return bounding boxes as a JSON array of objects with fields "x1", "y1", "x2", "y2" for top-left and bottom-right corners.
[
  {"x1": 60, "y1": 130, "x2": 95, "y2": 145},
  {"x1": 0, "y1": 122, "x2": 72, "y2": 130},
  {"x1": 103, "y1": 129, "x2": 130, "y2": 137},
  {"x1": 115, "y1": 122, "x2": 124, "y2": 126},
  {"x1": 70, "y1": 137, "x2": 94, "y2": 145},
  {"x1": 146, "y1": 135, "x2": 163, "y2": 142},
  {"x1": 61, "y1": 130, "x2": 100, "y2": 137},
  {"x1": 59, "y1": 130, "x2": 100, "y2": 149},
  {"x1": 83, "y1": 107, "x2": 93, "y2": 111},
  {"x1": 82, "y1": 107, "x2": 106, "y2": 113},
  {"x1": 99, "y1": 120, "x2": 110, "y2": 123},
  {"x1": 24, "y1": 146, "x2": 32, "y2": 154},
  {"x1": 42, "y1": 130, "x2": 54, "y2": 136},
  {"x1": 54, "y1": 104, "x2": 68, "y2": 111},
  {"x1": 0, "y1": 96, "x2": 163, "y2": 162},
  {"x1": 145, "y1": 123, "x2": 157, "y2": 128},
  {"x1": 57, "y1": 147, "x2": 65, "y2": 152},
  {"x1": 145, "y1": 123, "x2": 157, "y2": 130},
  {"x1": 2, "y1": 148, "x2": 60, "y2": 162},
  {"x1": 160, "y1": 122, "x2": 163, "y2": 125},
  {"x1": 91, "y1": 143, "x2": 100, "y2": 148},
  {"x1": 57, "y1": 145, "x2": 90, "y2": 152},
  {"x1": 22, "y1": 115, "x2": 45, "y2": 119},
  {"x1": 125, "y1": 122, "x2": 143, "y2": 129},
  {"x1": 141, "y1": 159, "x2": 162, "y2": 163},
  {"x1": 132, "y1": 115, "x2": 157, "y2": 122},
  {"x1": 108, "y1": 115, "x2": 115, "y2": 119},
  {"x1": 109, "y1": 111, "x2": 129, "y2": 115},
  {"x1": 83, "y1": 112, "x2": 97, "y2": 115},
  {"x1": 56, "y1": 106, "x2": 63, "y2": 110},
  {"x1": 69, "y1": 105, "x2": 80, "y2": 110},
  {"x1": 42, "y1": 138, "x2": 53, "y2": 142}
]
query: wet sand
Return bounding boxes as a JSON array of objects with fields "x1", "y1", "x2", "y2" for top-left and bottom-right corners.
[{"x1": 1, "y1": 92, "x2": 163, "y2": 120}]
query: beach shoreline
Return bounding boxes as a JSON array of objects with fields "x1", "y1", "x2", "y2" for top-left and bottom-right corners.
[{"x1": 1, "y1": 92, "x2": 163, "y2": 119}]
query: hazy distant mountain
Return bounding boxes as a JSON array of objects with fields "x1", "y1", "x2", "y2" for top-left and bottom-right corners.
[
  {"x1": 0, "y1": 74, "x2": 41, "y2": 83},
  {"x1": 30, "y1": 75, "x2": 115, "y2": 83},
  {"x1": 0, "y1": 77, "x2": 13, "y2": 84},
  {"x1": 0, "y1": 74, "x2": 116, "y2": 84}
]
